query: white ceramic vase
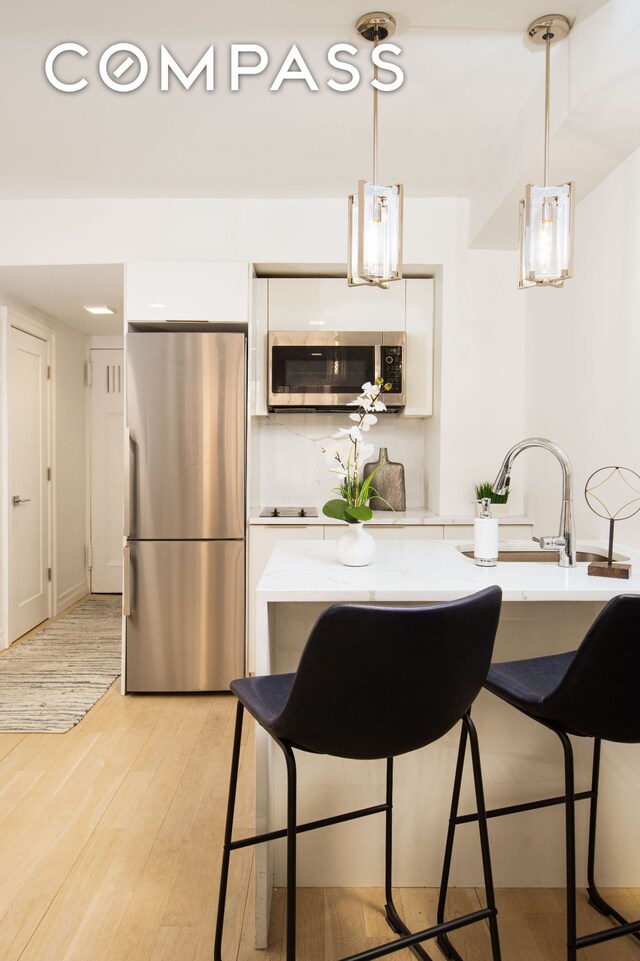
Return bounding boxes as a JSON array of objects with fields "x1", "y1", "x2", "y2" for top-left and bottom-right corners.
[{"x1": 336, "y1": 522, "x2": 376, "y2": 567}]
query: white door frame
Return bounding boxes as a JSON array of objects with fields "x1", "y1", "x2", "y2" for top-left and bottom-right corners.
[{"x1": 0, "y1": 308, "x2": 55, "y2": 648}]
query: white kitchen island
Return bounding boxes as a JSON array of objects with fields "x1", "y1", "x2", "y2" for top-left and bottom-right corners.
[{"x1": 252, "y1": 538, "x2": 640, "y2": 947}]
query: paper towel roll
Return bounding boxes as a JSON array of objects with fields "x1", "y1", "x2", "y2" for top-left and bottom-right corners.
[{"x1": 474, "y1": 517, "x2": 498, "y2": 566}]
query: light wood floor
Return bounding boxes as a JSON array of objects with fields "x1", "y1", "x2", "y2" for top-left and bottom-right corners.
[{"x1": 1, "y1": 683, "x2": 639, "y2": 961}]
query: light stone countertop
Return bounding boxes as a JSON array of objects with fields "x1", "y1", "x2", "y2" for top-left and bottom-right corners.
[
  {"x1": 255, "y1": 538, "x2": 640, "y2": 603},
  {"x1": 249, "y1": 508, "x2": 534, "y2": 527}
]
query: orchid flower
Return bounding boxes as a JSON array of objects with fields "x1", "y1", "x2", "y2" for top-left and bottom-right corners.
[
  {"x1": 320, "y1": 379, "x2": 391, "y2": 525},
  {"x1": 350, "y1": 412, "x2": 377, "y2": 430}
]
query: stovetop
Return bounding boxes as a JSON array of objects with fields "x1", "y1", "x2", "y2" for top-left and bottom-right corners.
[{"x1": 259, "y1": 506, "x2": 319, "y2": 518}]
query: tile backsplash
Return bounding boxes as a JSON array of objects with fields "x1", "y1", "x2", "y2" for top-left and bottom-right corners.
[{"x1": 255, "y1": 413, "x2": 428, "y2": 509}]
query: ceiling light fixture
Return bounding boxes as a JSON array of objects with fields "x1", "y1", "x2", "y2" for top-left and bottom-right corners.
[
  {"x1": 519, "y1": 14, "x2": 574, "y2": 288},
  {"x1": 348, "y1": 11, "x2": 403, "y2": 289},
  {"x1": 84, "y1": 305, "x2": 115, "y2": 314}
]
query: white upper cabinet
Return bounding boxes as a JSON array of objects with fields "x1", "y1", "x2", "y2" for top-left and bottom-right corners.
[
  {"x1": 251, "y1": 278, "x2": 269, "y2": 417},
  {"x1": 125, "y1": 261, "x2": 250, "y2": 323},
  {"x1": 404, "y1": 279, "x2": 434, "y2": 417},
  {"x1": 268, "y1": 278, "x2": 405, "y2": 332}
]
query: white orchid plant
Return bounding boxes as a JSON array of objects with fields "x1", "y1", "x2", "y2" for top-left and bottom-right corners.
[{"x1": 321, "y1": 379, "x2": 391, "y2": 524}]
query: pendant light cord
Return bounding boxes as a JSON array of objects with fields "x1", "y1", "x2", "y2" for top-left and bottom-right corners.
[
  {"x1": 372, "y1": 28, "x2": 379, "y2": 185},
  {"x1": 544, "y1": 33, "x2": 551, "y2": 188}
]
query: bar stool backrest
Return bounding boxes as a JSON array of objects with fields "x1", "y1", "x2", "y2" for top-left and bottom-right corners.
[
  {"x1": 272, "y1": 586, "x2": 502, "y2": 760},
  {"x1": 542, "y1": 593, "x2": 640, "y2": 742}
]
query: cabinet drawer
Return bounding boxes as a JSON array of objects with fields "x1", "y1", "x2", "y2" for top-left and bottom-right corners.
[
  {"x1": 499, "y1": 525, "x2": 535, "y2": 539},
  {"x1": 324, "y1": 525, "x2": 444, "y2": 541},
  {"x1": 443, "y1": 526, "x2": 474, "y2": 540}
]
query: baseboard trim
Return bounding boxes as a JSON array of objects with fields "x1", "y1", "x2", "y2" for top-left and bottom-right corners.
[{"x1": 57, "y1": 580, "x2": 90, "y2": 613}]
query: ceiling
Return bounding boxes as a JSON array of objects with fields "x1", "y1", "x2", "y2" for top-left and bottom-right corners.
[
  {"x1": 1, "y1": 1, "x2": 592, "y2": 36},
  {"x1": 0, "y1": 0, "x2": 605, "y2": 201},
  {"x1": 0, "y1": 265, "x2": 124, "y2": 334},
  {"x1": 0, "y1": 1, "x2": 626, "y2": 330}
]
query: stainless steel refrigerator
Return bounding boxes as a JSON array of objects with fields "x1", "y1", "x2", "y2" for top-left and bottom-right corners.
[{"x1": 124, "y1": 331, "x2": 246, "y2": 692}]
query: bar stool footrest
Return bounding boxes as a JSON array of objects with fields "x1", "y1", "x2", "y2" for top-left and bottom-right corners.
[
  {"x1": 336, "y1": 908, "x2": 494, "y2": 961},
  {"x1": 576, "y1": 915, "x2": 640, "y2": 950},
  {"x1": 384, "y1": 899, "x2": 435, "y2": 961},
  {"x1": 583, "y1": 886, "x2": 640, "y2": 946},
  {"x1": 436, "y1": 932, "x2": 463, "y2": 961}
]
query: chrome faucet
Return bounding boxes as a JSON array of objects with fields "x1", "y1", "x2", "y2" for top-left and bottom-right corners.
[{"x1": 492, "y1": 437, "x2": 576, "y2": 568}]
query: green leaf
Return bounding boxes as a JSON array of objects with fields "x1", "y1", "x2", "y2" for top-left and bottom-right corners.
[
  {"x1": 358, "y1": 472, "x2": 378, "y2": 503},
  {"x1": 322, "y1": 499, "x2": 349, "y2": 521},
  {"x1": 345, "y1": 504, "x2": 373, "y2": 522}
]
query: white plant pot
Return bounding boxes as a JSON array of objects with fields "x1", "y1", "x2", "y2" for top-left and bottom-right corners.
[{"x1": 336, "y1": 523, "x2": 376, "y2": 567}]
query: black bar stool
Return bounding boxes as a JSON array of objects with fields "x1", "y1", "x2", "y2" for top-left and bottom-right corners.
[
  {"x1": 214, "y1": 587, "x2": 503, "y2": 961},
  {"x1": 437, "y1": 593, "x2": 640, "y2": 961}
]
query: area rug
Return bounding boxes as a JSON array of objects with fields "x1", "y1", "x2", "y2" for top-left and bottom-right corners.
[{"x1": 0, "y1": 596, "x2": 122, "y2": 733}]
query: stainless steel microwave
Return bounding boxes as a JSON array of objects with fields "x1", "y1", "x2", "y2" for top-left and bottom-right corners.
[{"x1": 268, "y1": 331, "x2": 406, "y2": 410}]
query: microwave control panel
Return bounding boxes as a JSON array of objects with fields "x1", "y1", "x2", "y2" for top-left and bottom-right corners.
[{"x1": 382, "y1": 346, "x2": 403, "y2": 393}]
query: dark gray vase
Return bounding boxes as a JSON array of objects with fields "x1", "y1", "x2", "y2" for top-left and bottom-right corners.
[{"x1": 363, "y1": 448, "x2": 406, "y2": 511}]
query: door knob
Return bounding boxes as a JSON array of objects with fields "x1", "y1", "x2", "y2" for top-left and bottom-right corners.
[{"x1": 12, "y1": 495, "x2": 31, "y2": 506}]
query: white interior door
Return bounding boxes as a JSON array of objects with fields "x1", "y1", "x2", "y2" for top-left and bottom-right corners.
[
  {"x1": 90, "y1": 349, "x2": 124, "y2": 593},
  {"x1": 10, "y1": 326, "x2": 50, "y2": 642}
]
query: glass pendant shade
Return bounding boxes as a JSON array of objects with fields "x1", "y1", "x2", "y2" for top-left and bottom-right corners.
[
  {"x1": 348, "y1": 180, "x2": 404, "y2": 288},
  {"x1": 518, "y1": 182, "x2": 574, "y2": 287}
]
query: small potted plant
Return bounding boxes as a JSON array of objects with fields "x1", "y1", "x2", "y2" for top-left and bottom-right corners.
[{"x1": 474, "y1": 481, "x2": 510, "y2": 518}]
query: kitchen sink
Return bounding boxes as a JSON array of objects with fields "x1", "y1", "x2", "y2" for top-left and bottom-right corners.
[{"x1": 459, "y1": 549, "x2": 628, "y2": 563}]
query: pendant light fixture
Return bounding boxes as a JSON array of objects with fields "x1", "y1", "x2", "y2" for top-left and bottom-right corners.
[
  {"x1": 519, "y1": 14, "x2": 574, "y2": 288},
  {"x1": 348, "y1": 12, "x2": 403, "y2": 289}
]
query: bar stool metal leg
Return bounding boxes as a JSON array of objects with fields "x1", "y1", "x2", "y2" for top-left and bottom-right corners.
[
  {"x1": 384, "y1": 757, "x2": 394, "y2": 918},
  {"x1": 558, "y1": 730, "x2": 577, "y2": 961},
  {"x1": 280, "y1": 741, "x2": 298, "y2": 961},
  {"x1": 465, "y1": 714, "x2": 502, "y2": 961},
  {"x1": 436, "y1": 715, "x2": 501, "y2": 961},
  {"x1": 436, "y1": 720, "x2": 468, "y2": 961},
  {"x1": 586, "y1": 738, "x2": 604, "y2": 914},
  {"x1": 584, "y1": 738, "x2": 640, "y2": 943},
  {"x1": 383, "y1": 758, "x2": 435, "y2": 961},
  {"x1": 214, "y1": 702, "x2": 245, "y2": 961}
]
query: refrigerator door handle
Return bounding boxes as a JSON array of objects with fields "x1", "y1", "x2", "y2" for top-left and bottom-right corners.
[
  {"x1": 124, "y1": 428, "x2": 133, "y2": 537},
  {"x1": 123, "y1": 546, "x2": 132, "y2": 616}
]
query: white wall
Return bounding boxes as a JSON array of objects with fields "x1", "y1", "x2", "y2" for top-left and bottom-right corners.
[
  {"x1": 256, "y1": 413, "x2": 429, "y2": 510},
  {"x1": 53, "y1": 322, "x2": 89, "y2": 608},
  {"x1": 524, "y1": 145, "x2": 640, "y2": 550},
  {"x1": 438, "y1": 248, "x2": 525, "y2": 515},
  {"x1": 2, "y1": 196, "x2": 527, "y2": 516}
]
